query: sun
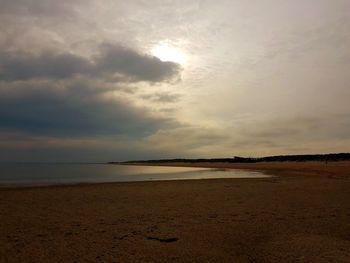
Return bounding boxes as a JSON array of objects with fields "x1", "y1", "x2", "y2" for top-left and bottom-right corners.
[{"x1": 151, "y1": 44, "x2": 187, "y2": 64}]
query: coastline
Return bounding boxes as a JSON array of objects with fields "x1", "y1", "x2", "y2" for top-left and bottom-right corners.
[
  {"x1": 120, "y1": 160, "x2": 350, "y2": 177},
  {"x1": 1, "y1": 161, "x2": 350, "y2": 262}
]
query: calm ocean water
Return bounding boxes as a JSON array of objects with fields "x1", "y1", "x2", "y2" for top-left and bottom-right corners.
[{"x1": 0, "y1": 163, "x2": 271, "y2": 186}]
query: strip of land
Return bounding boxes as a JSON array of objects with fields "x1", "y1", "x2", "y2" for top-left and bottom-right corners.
[
  {"x1": 123, "y1": 160, "x2": 350, "y2": 178},
  {"x1": 1, "y1": 161, "x2": 350, "y2": 262}
]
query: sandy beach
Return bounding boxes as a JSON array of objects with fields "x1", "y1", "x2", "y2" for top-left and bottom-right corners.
[{"x1": 1, "y1": 161, "x2": 350, "y2": 262}]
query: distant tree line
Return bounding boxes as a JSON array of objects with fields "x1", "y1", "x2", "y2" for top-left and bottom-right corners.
[{"x1": 108, "y1": 153, "x2": 350, "y2": 164}]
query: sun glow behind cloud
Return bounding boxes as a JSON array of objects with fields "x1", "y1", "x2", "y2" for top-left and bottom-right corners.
[{"x1": 151, "y1": 44, "x2": 187, "y2": 65}]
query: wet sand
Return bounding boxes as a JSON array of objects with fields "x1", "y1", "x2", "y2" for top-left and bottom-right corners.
[{"x1": 1, "y1": 161, "x2": 350, "y2": 262}]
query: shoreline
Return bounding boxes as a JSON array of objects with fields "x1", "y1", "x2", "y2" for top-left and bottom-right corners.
[
  {"x1": 0, "y1": 177, "x2": 274, "y2": 192},
  {"x1": 121, "y1": 160, "x2": 350, "y2": 177},
  {"x1": 1, "y1": 160, "x2": 350, "y2": 190},
  {"x1": 3, "y1": 160, "x2": 350, "y2": 190},
  {"x1": 0, "y1": 164, "x2": 274, "y2": 190}
]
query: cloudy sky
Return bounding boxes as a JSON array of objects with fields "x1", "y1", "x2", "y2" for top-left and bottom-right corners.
[{"x1": 0, "y1": 0, "x2": 349, "y2": 162}]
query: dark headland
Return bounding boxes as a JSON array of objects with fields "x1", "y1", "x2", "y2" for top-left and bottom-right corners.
[{"x1": 111, "y1": 152, "x2": 350, "y2": 164}]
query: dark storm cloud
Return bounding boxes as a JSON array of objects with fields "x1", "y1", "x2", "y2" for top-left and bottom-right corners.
[
  {"x1": 0, "y1": 44, "x2": 181, "y2": 83},
  {"x1": 0, "y1": 51, "x2": 92, "y2": 81},
  {"x1": 0, "y1": 81, "x2": 174, "y2": 137},
  {"x1": 95, "y1": 44, "x2": 181, "y2": 82}
]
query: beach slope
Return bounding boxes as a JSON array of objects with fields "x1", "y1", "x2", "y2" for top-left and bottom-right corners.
[{"x1": 1, "y1": 161, "x2": 350, "y2": 262}]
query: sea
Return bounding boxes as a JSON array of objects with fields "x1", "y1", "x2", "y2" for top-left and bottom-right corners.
[{"x1": 0, "y1": 163, "x2": 272, "y2": 187}]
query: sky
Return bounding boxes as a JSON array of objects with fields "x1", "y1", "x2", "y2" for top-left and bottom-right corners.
[{"x1": 0, "y1": 0, "x2": 349, "y2": 162}]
